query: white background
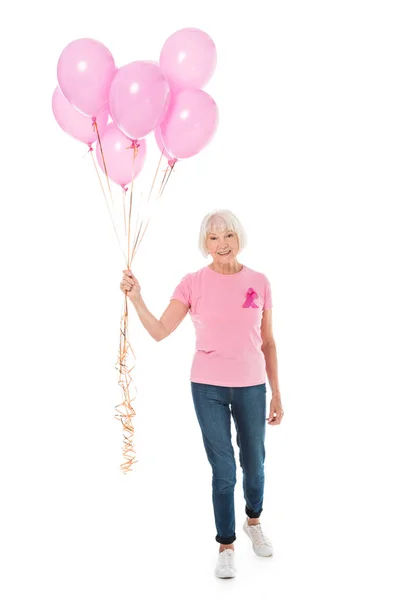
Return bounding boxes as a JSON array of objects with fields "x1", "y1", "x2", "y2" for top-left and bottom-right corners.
[{"x1": 1, "y1": 0, "x2": 399, "y2": 598}]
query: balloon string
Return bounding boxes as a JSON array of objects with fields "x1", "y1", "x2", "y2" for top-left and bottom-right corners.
[
  {"x1": 114, "y1": 295, "x2": 138, "y2": 473},
  {"x1": 130, "y1": 150, "x2": 162, "y2": 261},
  {"x1": 115, "y1": 141, "x2": 143, "y2": 474},
  {"x1": 116, "y1": 142, "x2": 140, "y2": 473},
  {"x1": 129, "y1": 154, "x2": 176, "y2": 264},
  {"x1": 137, "y1": 161, "x2": 176, "y2": 255},
  {"x1": 126, "y1": 142, "x2": 140, "y2": 268},
  {"x1": 89, "y1": 150, "x2": 128, "y2": 265},
  {"x1": 93, "y1": 119, "x2": 114, "y2": 208},
  {"x1": 122, "y1": 187, "x2": 127, "y2": 237},
  {"x1": 147, "y1": 148, "x2": 165, "y2": 211},
  {"x1": 128, "y1": 150, "x2": 164, "y2": 265},
  {"x1": 106, "y1": 141, "x2": 175, "y2": 474},
  {"x1": 158, "y1": 160, "x2": 176, "y2": 200}
]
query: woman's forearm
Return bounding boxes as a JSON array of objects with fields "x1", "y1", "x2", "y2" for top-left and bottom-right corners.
[
  {"x1": 130, "y1": 295, "x2": 165, "y2": 341},
  {"x1": 262, "y1": 342, "x2": 281, "y2": 395}
]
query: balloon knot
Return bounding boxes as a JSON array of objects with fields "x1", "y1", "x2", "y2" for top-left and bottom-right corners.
[{"x1": 125, "y1": 140, "x2": 140, "y2": 150}]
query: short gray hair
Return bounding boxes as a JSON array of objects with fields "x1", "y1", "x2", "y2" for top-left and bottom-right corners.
[{"x1": 198, "y1": 210, "x2": 247, "y2": 257}]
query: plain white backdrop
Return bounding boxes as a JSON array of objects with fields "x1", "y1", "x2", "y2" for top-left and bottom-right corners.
[{"x1": 1, "y1": 0, "x2": 399, "y2": 598}]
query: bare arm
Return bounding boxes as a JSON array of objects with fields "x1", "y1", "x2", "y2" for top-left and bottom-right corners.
[
  {"x1": 130, "y1": 296, "x2": 189, "y2": 342},
  {"x1": 261, "y1": 309, "x2": 281, "y2": 395}
]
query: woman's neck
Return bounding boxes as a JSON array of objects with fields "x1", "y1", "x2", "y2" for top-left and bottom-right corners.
[{"x1": 208, "y1": 260, "x2": 243, "y2": 275}]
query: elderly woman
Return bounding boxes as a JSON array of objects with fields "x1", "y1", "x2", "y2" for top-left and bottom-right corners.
[{"x1": 120, "y1": 210, "x2": 283, "y2": 579}]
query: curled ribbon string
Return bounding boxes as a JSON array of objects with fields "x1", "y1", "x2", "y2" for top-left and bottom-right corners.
[
  {"x1": 242, "y1": 288, "x2": 258, "y2": 308},
  {"x1": 113, "y1": 139, "x2": 141, "y2": 474},
  {"x1": 87, "y1": 130, "x2": 177, "y2": 473}
]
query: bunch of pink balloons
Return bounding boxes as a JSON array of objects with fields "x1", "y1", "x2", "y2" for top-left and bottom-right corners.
[{"x1": 52, "y1": 29, "x2": 219, "y2": 187}]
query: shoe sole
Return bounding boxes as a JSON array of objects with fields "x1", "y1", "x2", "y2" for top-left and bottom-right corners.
[{"x1": 215, "y1": 571, "x2": 236, "y2": 579}]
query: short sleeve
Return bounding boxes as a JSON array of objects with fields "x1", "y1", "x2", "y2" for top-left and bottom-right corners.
[
  {"x1": 171, "y1": 273, "x2": 191, "y2": 309},
  {"x1": 263, "y1": 276, "x2": 272, "y2": 310}
]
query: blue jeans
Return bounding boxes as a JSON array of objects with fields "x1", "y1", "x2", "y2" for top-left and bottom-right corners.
[{"x1": 191, "y1": 382, "x2": 267, "y2": 544}]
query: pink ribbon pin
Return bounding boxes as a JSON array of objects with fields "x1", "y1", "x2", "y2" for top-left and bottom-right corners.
[{"x1": 242, "y1": 287, "x2": 258, "y2": 308}]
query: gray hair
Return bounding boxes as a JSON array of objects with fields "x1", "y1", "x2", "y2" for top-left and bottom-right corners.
[{"x1": 198, "y1": 210, "x2": 247, "y2": 258}]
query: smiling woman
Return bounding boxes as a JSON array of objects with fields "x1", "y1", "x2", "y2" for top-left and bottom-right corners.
[{"x1": 121, "y1": 208, "x2": 283, "y2": 575}]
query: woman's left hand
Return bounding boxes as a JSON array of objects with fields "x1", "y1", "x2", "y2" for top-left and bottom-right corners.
[{"x1": 267, "y1": 394, "x2": 284, "y2": 425}]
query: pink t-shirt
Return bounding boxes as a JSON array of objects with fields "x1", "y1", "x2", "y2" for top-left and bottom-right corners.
[{"x1": 171, "y1": 265, "x2": 272, "y2": 387}]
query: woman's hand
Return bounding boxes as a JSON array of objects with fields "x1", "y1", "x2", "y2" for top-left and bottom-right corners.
[
  {"x1": 267, "y1": 393, "x2": 284, "y2": 425},
  {"x1": 120, "y1": 270, "x2": 141, "y2": 303}
]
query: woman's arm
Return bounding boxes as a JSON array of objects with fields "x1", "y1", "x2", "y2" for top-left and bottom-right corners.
[
  {"x1": 261, "y1": 309, "x2": 281, "y2": 395},
  {"x1": 130, "y1": 296, "x2": 189, "y2": 342}
]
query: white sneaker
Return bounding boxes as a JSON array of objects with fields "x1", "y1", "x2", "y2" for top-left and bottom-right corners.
[
  {"x1": 243, "y1": 519, "x2": 273, "y2": 557},
  {"x1": 215, "y1": 549, "x2": 237, "y2": 578}
]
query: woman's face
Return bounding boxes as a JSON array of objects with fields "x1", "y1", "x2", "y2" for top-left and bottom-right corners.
[{"x1": 206, "y1": 229, "x2": 239, "y2": 263}]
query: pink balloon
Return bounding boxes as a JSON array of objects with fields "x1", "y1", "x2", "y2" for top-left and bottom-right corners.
[
  {"x1": 160, "y1": 28, "x2": 217, "y2": 90},
  {"x1": 109, "y1": 61, "x2": 170, "y2": 140},
  {"x1": 57, "y1": 38, "x2": 116, "y2": 117},
  {"x1": 95, "y1": 123, "x2": 146, "y2": 187},
  {"x1": 160, "y1": 89, "x2": 218, "y2": 159},
  {"x1": 154, "y1": 126, "x2": 175, "y2": 164},
  {"x1": 52, "y1": 87, "x2": 108, "y2": 146}
]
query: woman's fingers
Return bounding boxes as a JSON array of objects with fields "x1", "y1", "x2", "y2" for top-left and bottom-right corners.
[
  {"x1": 122, "y1": 270, "x2": 138, "y2": 283},
  {"x1": 121, "y1": 270, "x2": 140, "y2": 300}
]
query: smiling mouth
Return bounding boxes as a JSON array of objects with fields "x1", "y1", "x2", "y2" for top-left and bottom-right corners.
[{"x1": 218, "y1": 250, "x2": 231, "y2": 255}]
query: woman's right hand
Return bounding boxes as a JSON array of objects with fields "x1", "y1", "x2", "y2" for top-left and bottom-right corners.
[{"x1": 120, "y1": 270, "x2": 141, "y2": 303}]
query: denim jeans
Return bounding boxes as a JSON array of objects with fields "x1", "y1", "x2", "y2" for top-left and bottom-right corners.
[{"x1": 191, "y1": 382, "x2": 267, "y2": 544}]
